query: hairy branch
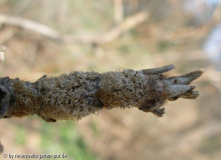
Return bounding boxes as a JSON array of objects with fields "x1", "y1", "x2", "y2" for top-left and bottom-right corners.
[
  {"x1": 0, "y1": 65, "x2": 203, "y2": 122},
  {"x1": 0, "y1": 12, "x2": 148, "y2": 45}
]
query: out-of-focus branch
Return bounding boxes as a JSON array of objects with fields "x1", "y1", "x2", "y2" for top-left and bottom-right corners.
[
  {"x1": 113, "y1": 0, "x2": 123, "y2": 25},
  {"x1": 0, "y1": 45, "x2": 5, "y2": 62},
  {"x1": 0, "y1": 14, "x2": 61, "y2": 40},
  {"x1": 0, "y1": 11, "x2": 149, "y2": 45},
  {"x1": 101, "y1": 11, "x2": 148, "y2": 43}
]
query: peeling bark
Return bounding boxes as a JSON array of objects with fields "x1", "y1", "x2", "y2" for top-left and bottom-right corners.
[{"x1": 0, "y1": 65, "x2": 203, "y2": 122}]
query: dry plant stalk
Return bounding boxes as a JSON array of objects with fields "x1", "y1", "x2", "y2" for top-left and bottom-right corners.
[{"x1": 0, "y1": 65, "x2": 203, "y2": 122}]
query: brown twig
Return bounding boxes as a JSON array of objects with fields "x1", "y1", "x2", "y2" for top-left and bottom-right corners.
[{"x1": 0, "y1": 65, "x2": 203, "y2": 122}]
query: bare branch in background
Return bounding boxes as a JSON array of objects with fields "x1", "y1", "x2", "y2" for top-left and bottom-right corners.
[
  {"x1": 113, "y1": 0, "x2": 123, "y2": 25},
  {"x1": 0, "y1": 52, "x2": 4, "y2": 62},
  {"x1": 0, "y1": 11, "x2": 149, "y2": 45},
  {"x1": 0, "y1": 14, "x2": 61, "y2": 40},
  {"x1": 0, "y1": 45, "x2": 5, "y2": 62},
  {"x1": 0, "y1": 65, "x2": 203, "y2": 122},
  {"x1": 101, "y1": 11, "x2": 148, "y2": 43}
]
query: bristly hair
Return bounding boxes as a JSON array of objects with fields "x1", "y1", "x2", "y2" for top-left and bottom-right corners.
[{"x1": 0, "y1": 65, "x2": 203, "y2": 122}]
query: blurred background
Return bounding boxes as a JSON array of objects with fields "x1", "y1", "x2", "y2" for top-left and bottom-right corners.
[{"x1": 0, "y1": 0, "x2": 221, "y2": 159}]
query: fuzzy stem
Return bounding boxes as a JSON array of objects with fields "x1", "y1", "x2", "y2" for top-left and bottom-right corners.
[{"x1": 0, "y1": 65, "x2": 203, "y2": 122}]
